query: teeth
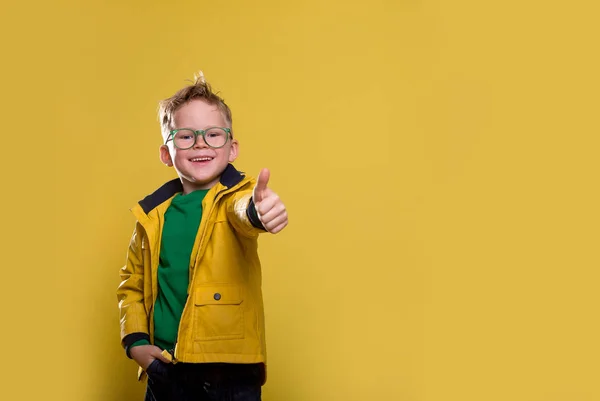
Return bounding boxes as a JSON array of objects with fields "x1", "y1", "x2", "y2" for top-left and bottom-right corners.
[{"x1": 191, "y1": 157, "x2": 212, "y2": 162}]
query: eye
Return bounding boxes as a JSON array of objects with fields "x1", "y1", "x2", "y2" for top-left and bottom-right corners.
[
  {"x1": 206, "y1": 129, "x2": 225, "y2": 138},
  {"x1": 175, "y1": 131, "x2": 194, "y2": 140}
]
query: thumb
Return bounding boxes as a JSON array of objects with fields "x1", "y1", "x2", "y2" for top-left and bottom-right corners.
[{"x1": 254, "y1": 168, "x2": 270, "y2": 202}]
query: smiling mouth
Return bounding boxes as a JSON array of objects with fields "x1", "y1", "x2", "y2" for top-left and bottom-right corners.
[{"x1": 190, "y1": 157, "x2": 214, "y2": 162}]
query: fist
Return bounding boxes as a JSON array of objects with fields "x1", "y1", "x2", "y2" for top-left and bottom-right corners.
[{"x1": 253, "y1": 168, "x2": 288, "y2": 234}]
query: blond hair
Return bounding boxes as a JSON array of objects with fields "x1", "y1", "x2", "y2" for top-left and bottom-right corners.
[{"x1": 158, "y1": 71, "x2": 233, "y2": 139}]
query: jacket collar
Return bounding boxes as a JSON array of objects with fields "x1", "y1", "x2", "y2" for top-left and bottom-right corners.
[{"x1": 137, "y1": 163, "x2": 246, "y2": 214}]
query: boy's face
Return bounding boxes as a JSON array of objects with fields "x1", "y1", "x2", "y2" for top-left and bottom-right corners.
[{"x1": 160, "y1": 99, "x2": 238, "y2": 194}]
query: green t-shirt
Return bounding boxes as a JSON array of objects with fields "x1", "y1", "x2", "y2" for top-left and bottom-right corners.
[{"x1": 131, "y1": 189, "x2": 209, "y2": 352}]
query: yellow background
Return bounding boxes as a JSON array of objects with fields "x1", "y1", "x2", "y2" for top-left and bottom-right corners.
[{"x1": 1, "y1": 0, "x2": 599, "y2": 400}]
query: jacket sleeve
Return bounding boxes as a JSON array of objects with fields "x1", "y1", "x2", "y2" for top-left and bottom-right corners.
[
  {"x1": 117, "y1": 222, "x2": 150, "y2": 354},
  {"x1": 226, "y1": 187, "x2": 268, "y2": 238}
]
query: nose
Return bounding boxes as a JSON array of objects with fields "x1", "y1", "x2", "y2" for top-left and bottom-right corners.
[{"x1": 193, "y1": 134, "x2": 209, "y2": 149}]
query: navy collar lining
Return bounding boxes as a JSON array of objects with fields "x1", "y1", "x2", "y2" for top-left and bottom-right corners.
[{"x1": 138, "y1": 164, "x2": 245, "y2": 214}]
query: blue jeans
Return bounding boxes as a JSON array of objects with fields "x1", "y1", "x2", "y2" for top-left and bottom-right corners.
[{"x1": 144, "y1": 361, "x2": 263, "y2": 401}]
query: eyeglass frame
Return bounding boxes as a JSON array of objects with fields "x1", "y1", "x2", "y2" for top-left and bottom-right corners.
[{"x1": 165, "y1": 127, "x2": 233, "y2": 149}]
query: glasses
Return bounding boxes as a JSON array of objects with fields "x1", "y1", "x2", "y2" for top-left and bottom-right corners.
[{"x1": 166, "y1": 127, "x2": 232, "y2": 149}]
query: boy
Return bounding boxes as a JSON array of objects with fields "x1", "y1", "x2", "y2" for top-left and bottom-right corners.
[{"x1": 117, "y1": 72, "x2": 288, "y2": 401}]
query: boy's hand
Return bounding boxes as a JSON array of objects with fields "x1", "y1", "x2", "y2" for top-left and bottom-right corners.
[
  {"x1": 129, "y1": 344, "x2": 171, "y2": 370},
  {"x1": 253, "y1": 168, "x2": 288, "y2": 234}
]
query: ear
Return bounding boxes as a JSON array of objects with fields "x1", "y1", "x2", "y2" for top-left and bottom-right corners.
[
  {"x1": 159, "y1": 145, "x2": 174, "y2": 167},
  {"x1": 228, "y1": 138, "x2": 239, "y2": 163}
]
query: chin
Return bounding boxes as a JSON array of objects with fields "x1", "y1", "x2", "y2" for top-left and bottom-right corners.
[
  {"x1": 187, "y1": 174, "x2": 219, "y2": 188},
  {"x1": 178, "y1": 163, "x2": 228, "y2": 190}
]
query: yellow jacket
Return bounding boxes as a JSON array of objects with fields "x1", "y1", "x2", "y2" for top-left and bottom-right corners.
[{"x1": 117, "y1": 164, "x2": 268, "y2": 372}]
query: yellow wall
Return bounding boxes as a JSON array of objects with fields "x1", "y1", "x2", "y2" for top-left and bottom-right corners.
[{"x1": 2, "y1": 0, "x2": 599, "y2": 400}]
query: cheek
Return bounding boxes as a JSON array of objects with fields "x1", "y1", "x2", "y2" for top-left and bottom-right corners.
[
  {"x1": 174, "y1": 149, "x2": 188, "y2": 160},
  {"x1": 215, "y1": 149, "x2": 228, "y2": 160},
  {"x1": 172, "y1": 151, "x2": 191, "y2": 168}
]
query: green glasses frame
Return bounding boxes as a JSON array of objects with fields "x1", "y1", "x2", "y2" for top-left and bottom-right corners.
[{"x1": 165, "y1": 127, "x2": 232, "y2": 149}]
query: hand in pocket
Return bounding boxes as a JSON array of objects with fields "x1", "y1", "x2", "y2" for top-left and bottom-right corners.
[{"x1": 130, "y1": 344, "x2": 171, "y2": 371}]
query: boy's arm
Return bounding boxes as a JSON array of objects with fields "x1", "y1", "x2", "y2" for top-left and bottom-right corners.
[{"x1": 117, "y1": 223, "x2": 150, "y2": 357}]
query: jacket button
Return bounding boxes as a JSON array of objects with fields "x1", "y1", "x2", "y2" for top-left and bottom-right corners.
[{"x1": 214, "y1": 293, "x2": 221, "y2": 301}]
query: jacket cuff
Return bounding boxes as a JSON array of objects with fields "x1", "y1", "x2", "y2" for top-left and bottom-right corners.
[
  {"x1": 123, "y1": 332, "x2": 151, "y2": 359},
  {"x1": 247, "y1": 197, "x2": 267, "y2": 231}
]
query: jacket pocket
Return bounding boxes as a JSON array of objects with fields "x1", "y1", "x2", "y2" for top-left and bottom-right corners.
[{"x1": 193, "y1": 285, "x2": 244, "y2": 341}]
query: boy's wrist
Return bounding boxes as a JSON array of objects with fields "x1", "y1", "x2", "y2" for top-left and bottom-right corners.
[
  {"x1": 127, "y1": 339, "x2": 150, "y2": 358},
  {"x1": 247, "y1": 197, "x2": 267, "y2": 231}
]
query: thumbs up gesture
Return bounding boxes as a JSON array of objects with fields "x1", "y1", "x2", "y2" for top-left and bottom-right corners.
[{"x1": 253, "y1": 168, "x2": 288, "y2": 234}]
